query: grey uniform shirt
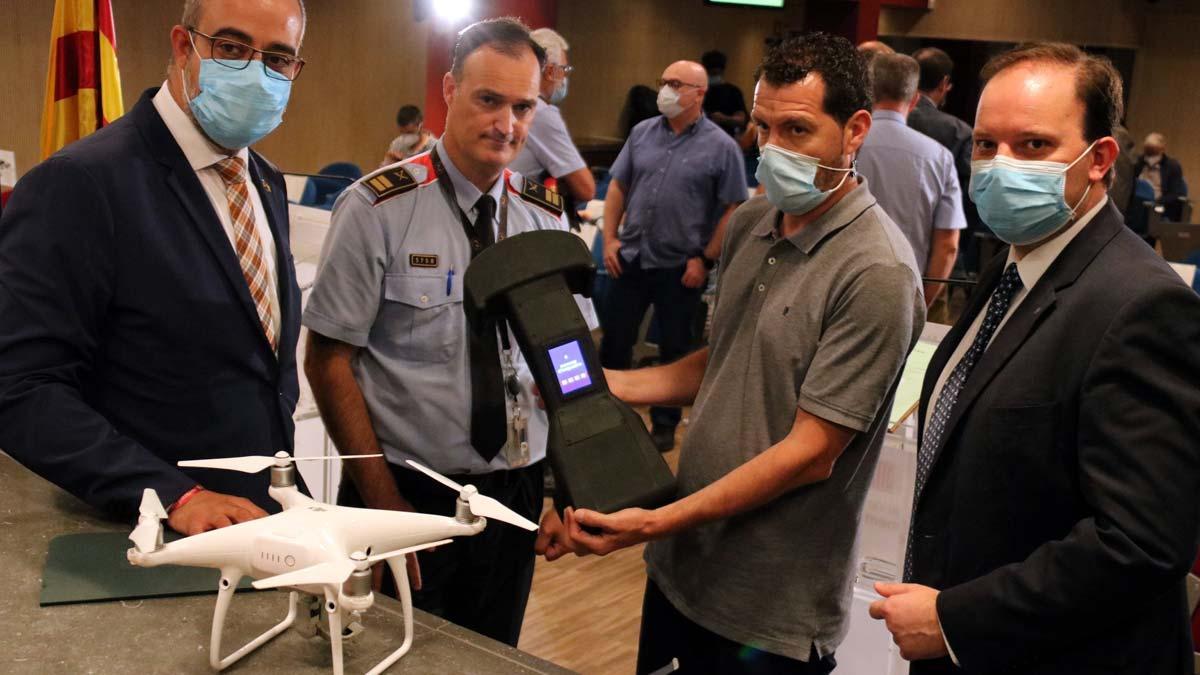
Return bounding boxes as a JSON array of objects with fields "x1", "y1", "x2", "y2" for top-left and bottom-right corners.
[
  {"x1": 303, "y1": 140, "x2": 596, "y2": 475},
  {"x1": 510, "y1": 98, "x2": 587, "y2": 180},
  {"x1": 644, "y1": 180, "x2": 925, "y2": 661}
]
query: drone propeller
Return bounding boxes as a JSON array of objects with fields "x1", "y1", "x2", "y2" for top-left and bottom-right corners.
[
  {"x1": 129, "y1": 488, "x2": 168, "y2": 553},
  {"x1": 178, "y1": 451, "x2": 384, "y2": 474},
  {"x1": 251, "y1": 540, "x2": 453, "y2": 590},
  {"x1": 405, "y1": 460, "x2": 538, "y2": 531}
]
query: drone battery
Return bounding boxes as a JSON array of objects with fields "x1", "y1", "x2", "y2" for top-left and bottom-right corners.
[{"x1": 463, "y1": 231, "x2": 676, "y2": 514}]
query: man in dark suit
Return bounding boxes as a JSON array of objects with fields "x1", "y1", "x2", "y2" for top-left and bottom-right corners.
[
  {"x1": 1132, "y1": 132, "x2": 1188, "y2": 221},
  {"x1": 871, "y1": 42, "x2": 1200, "y2": 674},
  {"x1": 0, "y1": 0, "x2": 308, "y2": 535},
  {"x1": 909, "y1": 47, "x2": 982, "y2": 273}
]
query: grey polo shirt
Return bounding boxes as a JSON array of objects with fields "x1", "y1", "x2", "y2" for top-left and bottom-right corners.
[
  {"x1": 644, "y1": 179, "x2": 925, "y2": 661},
  {"x1": 303, "y1": 141, "x2": 596, "y2": 475},
  {"x1": 510, "y1": 98, "x2": 587, "y2": 180},
  {"x1": 611, "y1": 115, "x2": 747, "y2": 269}
]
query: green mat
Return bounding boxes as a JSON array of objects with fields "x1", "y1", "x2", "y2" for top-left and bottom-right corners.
[{"x1": 40, "y1": 531, "x2": 255, "y2": 606}]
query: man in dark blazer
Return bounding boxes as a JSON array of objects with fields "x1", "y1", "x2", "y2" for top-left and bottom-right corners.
[
  {"x1": 1132, "y1": 132, "x2": 1188, "y2": 222},
  {"x1": 0, "y1": 0, "x2": 309, "y2": 535},
  {"x1": 909, "y1": 46, "x2": 982, "y2": 273},
  {"x1": 871, "y1": 43, "x2": 1200, "y2": 675}
]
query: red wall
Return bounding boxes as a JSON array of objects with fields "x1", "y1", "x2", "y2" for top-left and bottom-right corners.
[{"x1": 423, "y1": 0, "x2": 558, "y2": 136}]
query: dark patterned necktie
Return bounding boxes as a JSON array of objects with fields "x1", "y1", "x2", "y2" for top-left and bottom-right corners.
[
  {"x1": 468, "y1": 195, "x2": 507, "y2": 460},
  {"x1": 903, "y1": 263, "x2": 1023, "y2": 581}
]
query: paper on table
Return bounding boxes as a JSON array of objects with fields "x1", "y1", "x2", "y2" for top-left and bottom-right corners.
[{"x1": 889, "y1": 340, "x2": 938, "y2": 432}]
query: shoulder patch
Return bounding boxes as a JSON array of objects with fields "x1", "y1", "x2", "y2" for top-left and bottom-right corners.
[
  {"x1": 518, "y1": 178, "x2": 564, "y2": 217},
  {"x1": 362, "y1": 166, "x2": 418, "y2": 205}
]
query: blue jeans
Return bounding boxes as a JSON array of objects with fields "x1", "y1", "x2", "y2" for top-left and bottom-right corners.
[{"x1": 599, "y1": 255, "x2": 702, "y2": 430}]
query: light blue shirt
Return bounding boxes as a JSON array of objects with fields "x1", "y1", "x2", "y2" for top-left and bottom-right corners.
[
  {"x1": 303, "y1": 140, "x2": 596, "y2": 475},
  {"x1": 510, "y1": 98, "x2": 587, "y2": 180},
  {"x1": 856, "y1": 109, "x2": 965, "y2": 272},
  {"x1": 611, "y1": 115, "x2": 746, "y2": 269}
]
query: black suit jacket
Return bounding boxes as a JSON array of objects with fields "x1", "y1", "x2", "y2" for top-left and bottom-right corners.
[
  {"x1": 908, "y1": 95, "x2": 973, "y2": 188},
  {"x1": 909, "y1": 201, "x2": 1200, "y2": 674},
  {"x1": 0, "y1": 89, "x2": 304, "y2": 517},
  {"x1": 1132, "y1": 152, "x2": 1187, "y2": 221}
]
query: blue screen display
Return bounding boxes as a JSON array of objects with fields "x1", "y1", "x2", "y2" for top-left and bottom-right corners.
[{"x1": 549, "y1": 340, "x2": 594, "y2": 396}]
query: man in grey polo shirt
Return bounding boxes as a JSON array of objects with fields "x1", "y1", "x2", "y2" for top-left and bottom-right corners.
[
  {"x1": 599, "y1": 58, "x2": 746, "y2": 451},
  {"x1": 555, "y1": 33, "x2": 925, "y2": 674}
]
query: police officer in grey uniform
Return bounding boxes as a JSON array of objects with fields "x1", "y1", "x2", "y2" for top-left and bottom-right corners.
[{"x1": 303, "y1": 18, "x2": 592, "y2": 646}]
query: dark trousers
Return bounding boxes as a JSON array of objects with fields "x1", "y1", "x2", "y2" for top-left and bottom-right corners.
[
  {"x1": 637, "y1": 580, "x2": 838, "y2": 675},
  {"x1": 599, "y1": 255, "x2": 702, "y2": 430},
  {"x1": 337, "y1": 461, "x2": 543, "y2": 646}
]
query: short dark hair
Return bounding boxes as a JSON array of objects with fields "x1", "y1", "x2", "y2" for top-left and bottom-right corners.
[
  {"x1": 754, "y1": 32, "x2": 871, "y2": 125},
  {"x1": 396, "y1": 105, "x2": 423, "y2": 127},
  {"x1": 701, "y1": 50, "x2": 727, "y2": 74},
  {"x1": 913, "y1": 46, "x2": 953, "y2": 92},
  {"x1": 450, "y1": 17, "x2": 546, "y2": 79},
  {"x1": 981, "y1": 42, "x2": 1124, "y2": 143},
  {"x1": 872, "y1": 53, "x2": 919, "y2": 104}
]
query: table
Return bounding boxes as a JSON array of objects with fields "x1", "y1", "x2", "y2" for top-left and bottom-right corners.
[{"x1": 0, "y1": 454, "x2": 573, "y2": 675}]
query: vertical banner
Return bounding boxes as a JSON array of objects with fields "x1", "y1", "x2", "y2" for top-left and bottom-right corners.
[{"x1": 40, "y1": 0, "x2": 125, "y2": 159}]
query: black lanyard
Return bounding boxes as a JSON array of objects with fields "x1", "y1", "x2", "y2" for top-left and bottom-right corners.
[{"x1": 429, "y1": 146, "x2": 509, "y2": 255}]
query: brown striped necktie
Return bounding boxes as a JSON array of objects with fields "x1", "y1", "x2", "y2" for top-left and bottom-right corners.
[{"x1": 214, "y1": 157, "x2": 277, "y2": 351}]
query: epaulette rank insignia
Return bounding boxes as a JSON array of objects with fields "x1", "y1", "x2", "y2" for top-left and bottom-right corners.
[
  {"x1": 364, "y1": 166, "x2": 418, "y2": 205},
  {"x1": 520, "y1": 179, "x2": 564, "y2": 217}
]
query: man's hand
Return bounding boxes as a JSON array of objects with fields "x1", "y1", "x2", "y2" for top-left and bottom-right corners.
[
  {"x1": 603, "y1": 237, "x2": 624, "y2": 278},
  {"x1": 368, "y1": 492, "x2": 423, "y2": 591},
  {"x1": 167, "y1": 489, "x2": 268, "y2": 536},
  {"x1": 681, "y1": 257, "x2": 708, "y2": 289},
  {"x1": 535, "y1": 509, "x2": 576, "y2": 561},
  {"x1": 564, "y1": 506, "x2": 659, "y2": 556},
  {"x1": 373, "y1": 551, "x2": 423, "y2": 592},
  {"x1": 868, "y1": 582, "x2": 949, "y2": 661}
]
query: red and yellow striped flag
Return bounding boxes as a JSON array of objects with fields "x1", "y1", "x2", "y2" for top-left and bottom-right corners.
[{"x1": 40, "y1": 0, "x2": 125, "y2": 159}]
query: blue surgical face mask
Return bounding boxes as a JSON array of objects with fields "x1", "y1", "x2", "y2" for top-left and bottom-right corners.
[
  {"x1": 184, "y1": 57, "x2": 292, "y2": 150},
  {"x1": 755, "y1": 144, "x2": 853, "y2": 215},
  {"x1": 549, "y1": 77, "x2": 569, "y2": 105},
  {"x1": 969, "y1": 142, "x2": 1096, "y2": 246}
]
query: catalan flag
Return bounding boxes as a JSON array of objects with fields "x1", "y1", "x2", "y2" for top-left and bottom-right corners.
[{"x1": 40, "y1": 0, "x2": 124, "y2": 160}]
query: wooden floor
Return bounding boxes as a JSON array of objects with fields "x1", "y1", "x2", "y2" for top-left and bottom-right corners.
[{"x1": 518, "y1": 410, "x2": 685, "y2": 675}]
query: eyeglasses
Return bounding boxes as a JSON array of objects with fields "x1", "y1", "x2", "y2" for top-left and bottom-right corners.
[
  {"x1": 656, "y1": 78, "x2": 701, "y2": 90},
  {"x1": 187, "y1": 28, "x2": 306, "y2": 82},
  {"x1": 547, "y1": 63, "x2": 574, "y2": 75}
]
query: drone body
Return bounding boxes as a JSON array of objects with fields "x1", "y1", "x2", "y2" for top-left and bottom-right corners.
[{"x1": 126, "y1": 453, "x2": 536, "y2": 675}]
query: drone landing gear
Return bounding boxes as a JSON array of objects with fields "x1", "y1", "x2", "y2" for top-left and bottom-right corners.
[
  {"x1": 209, "y1": 570, "x2": 300, "y2": 671},
  {"x1": 322, "y1": 557, "x2": 417, "y2": 675}
]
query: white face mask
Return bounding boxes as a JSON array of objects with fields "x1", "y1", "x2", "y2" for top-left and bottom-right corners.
[
  {"x1": 657, "y1": 86, "x2": 686, "y2": 119},
  {"x1": 396, "y1": 133, "x2": 420, "y2": 149}
]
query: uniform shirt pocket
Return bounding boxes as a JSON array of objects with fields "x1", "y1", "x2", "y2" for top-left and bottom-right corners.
[{"x1": 380, "y1": 273, "x2": 463, "y2": 362}]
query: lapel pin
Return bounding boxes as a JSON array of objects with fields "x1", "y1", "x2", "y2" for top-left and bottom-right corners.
[{"x1": 261, "y1": 179, "x2": 271, "y2": 193}]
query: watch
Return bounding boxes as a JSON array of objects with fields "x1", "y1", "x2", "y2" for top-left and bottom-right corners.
[{"x1": 701, "y1": 255, "x2": 716, "y2": 270}]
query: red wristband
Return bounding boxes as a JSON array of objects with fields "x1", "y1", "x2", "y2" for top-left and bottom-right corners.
[{"x1": 169, "y1": 485, "x2": 205, "y2": 513}]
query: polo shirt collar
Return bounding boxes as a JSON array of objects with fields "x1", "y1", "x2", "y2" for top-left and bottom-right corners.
[
  {"x1": 751, "y1": 177, "x2": 877, "y2": 255},
  {"x1": 435, "y1": 138, "x2": 505, "y2": 215}
]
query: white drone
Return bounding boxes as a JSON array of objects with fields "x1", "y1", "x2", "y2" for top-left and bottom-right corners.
[{"x1": 126, "y1": 451, "x2": 536, "y2": 675}]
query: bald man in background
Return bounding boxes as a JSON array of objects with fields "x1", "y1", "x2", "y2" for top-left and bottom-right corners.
[{"x1": 599, "y1": 60, "x2": 745, "y2": 451}]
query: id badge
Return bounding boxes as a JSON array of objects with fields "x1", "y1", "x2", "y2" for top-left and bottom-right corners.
[{"x1": 504, "y1": 407, "x2": 530, "y2": 468}]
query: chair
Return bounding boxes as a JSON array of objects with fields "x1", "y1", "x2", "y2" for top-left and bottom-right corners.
[
  {"x1": 300, "y1": 162, "x2": 362, "y2": 211},
  {"x1": 1156, "y1": 223, "x2": 1200, "y2": 263},
  {"x1": 1126, "y1": 177, "x2": 1156, "y2": 236}
]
